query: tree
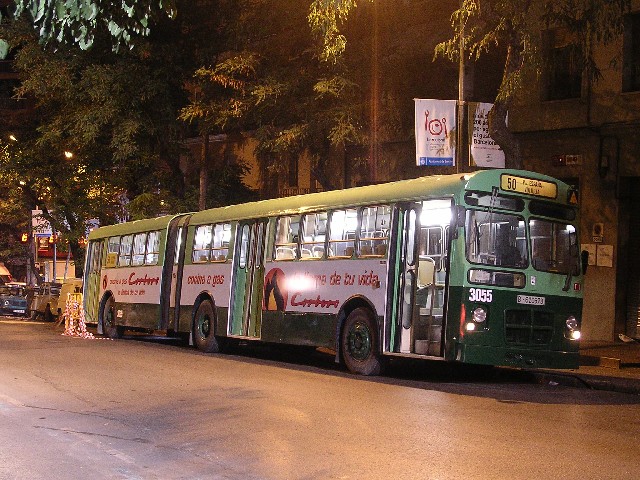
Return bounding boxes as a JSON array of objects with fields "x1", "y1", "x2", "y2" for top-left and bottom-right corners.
[
  {"x1": 0, "y1": 7, "x2": 197, "y2": 274},
  {"x1": 181, "y1": 0, "x2": 369, "y2": 193},
  {"x1": 434, "y1": 0, "x2": 631, "y2": 168},
  {"x1": 309, "y1": 1, "x2": 631, "y2": 169},
  {"x1": 6, "y1": 0, "x2": 176, "y2": 50},
  {"x1": 0, "y1": 142, "x2": 31, "y2": 279}
]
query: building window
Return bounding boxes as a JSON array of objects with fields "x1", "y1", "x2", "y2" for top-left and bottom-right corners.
[
  {"x1": 623, "y1": 13, "x2": 640, "y2": 92},
  {"x1": 547, "y1": 43, "x2": 583, "y2": 100}
]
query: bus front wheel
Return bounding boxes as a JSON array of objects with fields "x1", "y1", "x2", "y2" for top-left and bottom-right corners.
[
  {"x1": 193, "y1": 300, "x2": 223, "y2": 353},
  {"x1": 102, "y1": 296, "x2": 123, "y2": 339},
  {"x1": 341, "y1": 307, "x2": 382, "y2": 376}
]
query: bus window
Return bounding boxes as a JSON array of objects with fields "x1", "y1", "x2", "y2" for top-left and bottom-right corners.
[
  {"x1": 419, "y1": 199, "x2": 452, "y2": 270},
  {"x1": 211, "y1": 223, "x2": 231, "y2": 262},
  {"x1": 118, "y1": 235, "x2": 133, "y2": 267},
  {"x1": 106, "y1": 236, "x2": 120, "y2": 267},
  {"x1": 274, "y1": 215, "x2": 301, "y2": 261},
  {"x1": 419, "y1": 227, "x2": 443, "y2": 269},
  {"x1": 328, "y1": 208, "x2": 357, "y2": 258},
  {"x1": 193, "y1": 225, "x2": 213, "y2": 263},
  {"x1": 174, "y1": 228, "x2": 183, "y2": 265},
  {"x1": 301, "y1": 212, "x2": 327, "y2": 259},
  {"x1": 530, "y1": 220, "x2": 578, "y2": 274},
  {"x1": 145, "y1": 230, "x2": 160, "y2": 265},
  {"x1": 131, "y1": 233, "x2": 147, "y2": 266},
  {"x1": 359, "y1": 206, "x2": 391, "y2": 257},
  {"x1": 90, "y1": 241, "x2": 103, "y2": 272},
  {"x1": 239, "y1": 224, "x2": 250, "y2": 268},
  {"x1": 466, "y1": 210, "x2": 528, "y2": 268}
]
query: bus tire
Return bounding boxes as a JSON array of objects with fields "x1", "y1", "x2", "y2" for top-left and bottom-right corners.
[
  {"x1": 193, "y1": 300, "x2": 222, "y2": 353},
  {"x1": 341, "y1": 307, "x2": 382, "y2": 376},
  {"x1": 102, "y1": 296, "x2": 122, "y2": 339}
]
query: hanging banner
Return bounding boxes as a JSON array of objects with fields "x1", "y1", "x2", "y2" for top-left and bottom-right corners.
[
  {"x1": 415, "y1": 99, "x2": 456, "y2": 166},
  {"x1": 469, "y1": 102, "x2": 505, "y2": 168}
]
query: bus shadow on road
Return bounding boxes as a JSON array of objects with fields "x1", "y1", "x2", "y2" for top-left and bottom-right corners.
[{"x1": 120, "y1": 333, "x2": 640, "y2": 406}]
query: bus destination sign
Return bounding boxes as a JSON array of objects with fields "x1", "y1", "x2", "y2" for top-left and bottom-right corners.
[{"x1": 500, "y1": 174, "x2": 557, "y2": 199}]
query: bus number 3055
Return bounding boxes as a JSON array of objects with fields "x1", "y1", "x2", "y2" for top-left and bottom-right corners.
[{"x1": 469, "y1": 288, "x2": 493, "y2": 303}]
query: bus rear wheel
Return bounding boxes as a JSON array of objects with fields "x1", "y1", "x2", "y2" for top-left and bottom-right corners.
[
  {"x1": 341, "y1": 307, "x2": 382, "y2": 376},
  {"x1": 193, "y1": 300, "x2": 223, "y2": 353},
  {"x1": 102, "y1": 296, "x2": 123, "y2": 339}
]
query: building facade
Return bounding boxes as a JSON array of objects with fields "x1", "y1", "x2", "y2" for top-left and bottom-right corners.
[{"x1": 510, "y1": 1, "x2": 640, "y2": 341}]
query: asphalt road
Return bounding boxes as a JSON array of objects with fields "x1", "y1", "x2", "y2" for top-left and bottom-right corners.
[{"x1": 1, "y1": 318, "x2": 639, "y2": 480}]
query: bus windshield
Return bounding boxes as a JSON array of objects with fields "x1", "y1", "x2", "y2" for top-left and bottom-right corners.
[
  {"x1": 530, "y1": 219, "x2": 578, "y2": 274},
  {"x1": 466, "y1": 210, "x2": 528, "y2": 268}
]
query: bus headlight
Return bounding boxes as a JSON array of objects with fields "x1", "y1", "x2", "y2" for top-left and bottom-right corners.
[
  {"x1": 565, "y1": 315, "x2": 580, "y2": 341},
  {"x1": 465, "y1": 306, "x2": 487, "y2": 332},
  {"x1": 472, "y1": 307, "x2": 487, "y2": 323}
]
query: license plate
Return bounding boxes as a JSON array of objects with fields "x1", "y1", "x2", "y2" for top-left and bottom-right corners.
[
  {"x1": 517, "y1": 295, "x2": 545, "y2": 306},
  {"x1": 14, "y1": 309, "x2": 25, "y2": 314}
]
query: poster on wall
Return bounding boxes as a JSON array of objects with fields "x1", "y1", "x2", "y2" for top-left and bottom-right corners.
[
  {"x1": 414, "y1": 99, "x2": 456, "y2": 166},
  {"x1": 469, "y1": 102, "x2": 505, "y2": 168}
]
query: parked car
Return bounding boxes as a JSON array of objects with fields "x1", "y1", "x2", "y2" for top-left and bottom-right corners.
[
  {"x1": 0, "y1": 262, "x2": 14, "y2": 285},
  {"x1": 0, "y1": 284, "x2": 29, "y2": 317},
  {"x1": 30, "y1": 278, "x2": 83, "y2": 322}
]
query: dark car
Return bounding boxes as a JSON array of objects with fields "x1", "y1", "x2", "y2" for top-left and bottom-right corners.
[{"x1": 0, "y1": 284, "x2": 29, "y2": 317}]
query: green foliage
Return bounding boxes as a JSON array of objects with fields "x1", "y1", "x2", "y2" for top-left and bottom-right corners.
[
  {"x1": 2, "y1": 0, "x2": 259, "y2": 245},
  {"x1": 207, "y1": 161, "x2": 258, "y2": 207},
  {"x1": 308, "y1": 0, "x2": 363, "y2": 63},
  {"x1": 434, "y1": 0, "x2": 631, "y2": 102},
  {"x1": 182, "y1": 0, "x2": 369, "y2": 191},
  {"x1": 9, "y1": 0, "x2": 176, "y2": 50},
  {"x1": 0, "y1": 12, "x2": 191, "y2": 238}
]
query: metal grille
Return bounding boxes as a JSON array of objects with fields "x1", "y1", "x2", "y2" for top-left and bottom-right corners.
[{"x1": 505, "y1": 310, "x2": 554, "y2": 346}]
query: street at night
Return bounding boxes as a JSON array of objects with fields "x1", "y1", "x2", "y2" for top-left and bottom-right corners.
[{"x1": 1, "y1": 318, "x2": 638, "y2": 480}]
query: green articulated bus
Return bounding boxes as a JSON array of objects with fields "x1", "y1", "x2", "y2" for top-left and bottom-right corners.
[{"x1": 83, "y1": 169, "x2": 585, "y2": 375}]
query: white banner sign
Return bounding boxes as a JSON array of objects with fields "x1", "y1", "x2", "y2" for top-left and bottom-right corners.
[
  {"x1": 31, "y1": 209, "x2": 52, "y2": 235},
  {"x1": 414, "y1": 99, "x2": 456, "y2": 166},
  {"x1": 469, "y1": 102, "x2": 505, "y2": 168}
]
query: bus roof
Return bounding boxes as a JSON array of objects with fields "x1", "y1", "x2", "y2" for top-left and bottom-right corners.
[
  {"x1": 87, "y1": 214, "x2": 187, "y2": 240},
  {"x1": 89, "y1": 169, "x2": 573, "y2": 237},
  {"x1": 188, "y1": 169, "x2": 572, "y2": 225}
]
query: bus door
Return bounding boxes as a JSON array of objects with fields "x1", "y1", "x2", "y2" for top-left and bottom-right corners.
[
  {"x1": 169, "y1": 217, "x2": 190, "y2": 333},
  {"x1": 159, "y1": 215, "x2": 186, "y2": 330},
  {"x1": 229, "y1": 220, "x2": 267, "y2": 338},
  {"x1": 84, "y1": 240, "x2": 105, "y2": 325},
  {"x1": 386, "y1": 203, "x2": 421, "y2": 354}
]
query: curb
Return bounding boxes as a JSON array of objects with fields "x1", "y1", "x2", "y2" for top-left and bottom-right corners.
[
  {"x1": 580, "y1": 354, "x2": 621, "y2": 369},
  {"x1": 533, "y1": 370, "x2": 640, "y2": 395}
]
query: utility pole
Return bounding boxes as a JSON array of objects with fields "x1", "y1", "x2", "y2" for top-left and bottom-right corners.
[{"x1": 456, "y1": 12, "x2": 466, "y2": 174}]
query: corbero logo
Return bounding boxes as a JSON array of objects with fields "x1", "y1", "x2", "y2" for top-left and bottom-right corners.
[{"x1": 263, "y1": 268, "x2": 287, "y2": 311}]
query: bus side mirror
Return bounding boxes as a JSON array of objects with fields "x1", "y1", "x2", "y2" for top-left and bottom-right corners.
[{"x1": 581, "y1": 250, "x2": 589, "y2": 275}]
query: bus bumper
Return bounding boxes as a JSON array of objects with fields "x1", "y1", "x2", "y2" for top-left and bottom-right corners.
[{"x1": 454, "y1": 343, "x2": 580, "y2": 370}]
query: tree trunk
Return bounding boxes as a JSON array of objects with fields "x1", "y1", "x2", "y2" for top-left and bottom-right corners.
[
  {"x1": 488, "y1": 99, "x2": 522, "y2": 169},
  {"x1": 199, "y1": 133, "x2": 210, "y2": 211},
  {"x1": 488, "y1": 44, "x2": 524, "y2": 170}
]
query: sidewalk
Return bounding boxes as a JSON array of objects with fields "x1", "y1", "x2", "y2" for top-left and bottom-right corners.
[{"x1": 536, "y1": 339, "x2": 640, "y2": 395}]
